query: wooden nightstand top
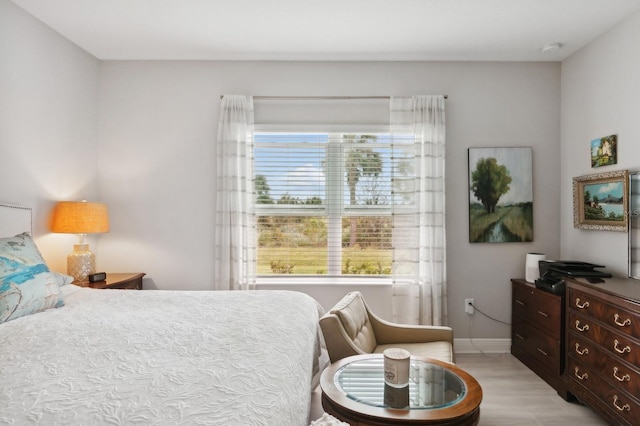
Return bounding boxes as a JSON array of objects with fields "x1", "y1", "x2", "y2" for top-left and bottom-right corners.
[{"x1": 76, "y1": 273, "x2": 146, "y2": 290}]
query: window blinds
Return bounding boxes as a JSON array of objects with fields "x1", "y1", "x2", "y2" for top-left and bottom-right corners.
[{"x1": 254, "y1": 131, "x2": 415, "y2": 276}]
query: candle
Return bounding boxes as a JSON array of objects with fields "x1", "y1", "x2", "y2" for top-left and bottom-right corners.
[{"x1": 383, "y1": 348, "x2": 410, "y2": 388}]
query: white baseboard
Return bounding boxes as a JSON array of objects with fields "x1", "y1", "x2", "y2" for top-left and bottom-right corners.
[{"x1": 454, "y1": 338, "x2": 511, "y2": 354}]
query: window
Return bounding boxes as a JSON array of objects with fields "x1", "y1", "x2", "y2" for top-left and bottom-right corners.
[{"x1": 254, "y1": 130, "x2": 414, "y2": 277}]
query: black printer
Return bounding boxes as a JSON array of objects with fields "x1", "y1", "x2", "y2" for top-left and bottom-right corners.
[{"x1": 535, "y1": 260, "x2": 612, "y2": 295}]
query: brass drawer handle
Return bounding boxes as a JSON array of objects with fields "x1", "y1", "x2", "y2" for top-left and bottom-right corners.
[
  {"x1": 574, "y1": 367, "x2": 588, "y2": 380},
  {"x1": 575, "y1": 298, "x2": 590, "y2": 309},
  {"x1": 575, "y1": 343, "x2": 589, "y2": 356},
  {"x1": 614, "y1": 339, "x2": 631, "y2": 354},
  {"x1": 613, "y1": 395, "x2": 631, "y2": 412},
  {"x1": 613, "y1": 367, "x2": 631, "y2": 382},
  {"x1": 536, "y1": 348, "x2": 548, "y2": 356},
  {"x1": 575, "y1": 320, "x2": 590, "y2": 332},
  {"x1": 614, "y1": 314, "x2": 632, "y2": 327},
  {"x1": 515, "y1": 333, "x2": 524, "y2": 340},
  {"x1": 515, "y1": 300, "x2": 525, "y2": 306},
  {"x1": 537, "y1": 310, "x2": 549, "y2": 317}
]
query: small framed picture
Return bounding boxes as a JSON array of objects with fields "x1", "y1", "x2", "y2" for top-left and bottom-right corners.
[
  {"x1": 591, "y1": 134, "x2": 617, "y2": 168},
  {"x1": 573, "y1": 170, "x2": 628, "y2": 232}
]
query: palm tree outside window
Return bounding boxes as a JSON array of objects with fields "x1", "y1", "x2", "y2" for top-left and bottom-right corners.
[{"x1": 253, "y1": 131, "x2": 402, "y2": 277}]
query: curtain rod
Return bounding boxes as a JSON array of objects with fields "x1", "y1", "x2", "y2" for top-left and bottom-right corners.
[{"x1": 220, "y1": 95, "x2": 448, "y2": 100}]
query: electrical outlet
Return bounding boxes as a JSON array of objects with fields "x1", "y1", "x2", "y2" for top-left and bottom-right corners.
[{"x1": 465, "y1": 298, "x2": 474, "y2": 314}]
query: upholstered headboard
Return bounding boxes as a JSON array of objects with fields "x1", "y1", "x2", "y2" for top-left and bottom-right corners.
[{"x1": 0, "y1": 203, "x2": 33, "y2": 236}]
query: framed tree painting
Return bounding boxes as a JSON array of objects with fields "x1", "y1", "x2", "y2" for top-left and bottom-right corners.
[
  {"x1": 468, "y1": 147, "x2": 533, "y2": 243},
  {"x1": 573, "y1": 169, "x2": 628, "y2": 231}
]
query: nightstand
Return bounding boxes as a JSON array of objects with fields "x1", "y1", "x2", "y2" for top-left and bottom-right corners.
[{"x1": 76, "y1": 273, "x2": 145, "y2": 290}]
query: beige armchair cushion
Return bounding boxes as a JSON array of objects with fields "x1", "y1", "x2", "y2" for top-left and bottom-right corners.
[
  {"x1": 374, "y1": 342, "x2": 453, "y2": 362},
  {"x1": 320, "y1": 291, "x2": 454, "y2": 364},
  {"x1": 332, "y1": 293, "x2": 377, "y2": 353}
]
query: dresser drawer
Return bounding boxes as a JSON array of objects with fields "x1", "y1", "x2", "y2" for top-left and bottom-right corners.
[
  {"x1": 512, "y1": 316, "x2": 562, "y2": 375},
  {"x1": 569, "y1": 311, "x2": 640, "y2": 365},
  {"x1": 568, "y1": 357, "x2": 600, "y2": 390},
  {"x1": 567, "y1": 332, "x2": 608, "y2": 369},
  {"x1": 569, "y1": 357, "x2": 640, "y2": 426},
  {"x1": 513, "y1": 280, "x2": 563, "y2": 339},
  {"x1": 568, "y1": 333, "x2": 640, "y2": 397},
  {"x1": 605, "y1": 361, "x2": 640, "y2": 398},
  {"x1": 568, "y1": 287, "x2": 640, "y2": 339}
]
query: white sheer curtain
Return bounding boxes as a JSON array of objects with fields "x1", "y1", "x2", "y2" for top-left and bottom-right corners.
[
  {"x1": 390, "y1": 96, "x2": 447, "y2": 325},
  {"x1": 214, "y1": 95, "x2": 256, "y2": 290}
]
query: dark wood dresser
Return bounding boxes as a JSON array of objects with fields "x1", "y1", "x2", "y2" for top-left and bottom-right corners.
[
  {"x1": 566, "y1": 277, "x2": 640, "y2": 425},
  {"x1": 511, "y1": 278, "x2": 569, "y2": 399}
]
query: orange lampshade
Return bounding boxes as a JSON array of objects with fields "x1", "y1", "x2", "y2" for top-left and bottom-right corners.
[{"x1": 51, "y1": 201, "x2": 110, "y2": 234}]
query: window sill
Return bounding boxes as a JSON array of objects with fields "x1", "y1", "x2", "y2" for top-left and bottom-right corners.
[{"x1": 257, "y1": 276, "x2": 392, "y2": 286}]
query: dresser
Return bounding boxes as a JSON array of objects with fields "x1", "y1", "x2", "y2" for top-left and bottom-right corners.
[
  {"x1": 511, "y1": 278, "x2": 568, "y2": 399},
  {"x1": 566, "y1": 277, "x2": 640, "y2": 425}
]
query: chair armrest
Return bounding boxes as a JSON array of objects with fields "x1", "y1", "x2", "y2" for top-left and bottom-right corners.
[
  {"x1": 369, "y1": 315, "x2": 454, "y2": 345},
  {"x1": 319, "y1": 314, "x2": 368, "y2": 363}
]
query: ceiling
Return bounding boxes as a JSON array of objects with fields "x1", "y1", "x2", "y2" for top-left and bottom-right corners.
[{"x1": 11, "y1": 0, "x2": 640, "y2": 61}]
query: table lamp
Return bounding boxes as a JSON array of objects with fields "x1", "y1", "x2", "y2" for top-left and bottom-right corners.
[{"x1": 51, "y1": 200, "x2": 109, "y2": 283}]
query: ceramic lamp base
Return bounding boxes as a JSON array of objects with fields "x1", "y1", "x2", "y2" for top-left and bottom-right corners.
[{"x1": 67, "y1": 243, "x2": 95, "y2": 283}]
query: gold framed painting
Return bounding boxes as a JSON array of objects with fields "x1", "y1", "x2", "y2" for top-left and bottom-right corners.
[{"x1": 573, "y1": 170, "x2": 629, "y2": 232}]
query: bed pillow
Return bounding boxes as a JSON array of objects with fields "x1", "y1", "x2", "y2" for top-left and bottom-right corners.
[
  {"x1": 53, "y1": 272, "x2": 74, "y2": 287},
  {"x1": 0, "y1": 233, "x2": 63, "y2": 323}
]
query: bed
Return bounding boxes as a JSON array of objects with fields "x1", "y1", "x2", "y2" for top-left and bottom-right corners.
[{"x1": 0, "y1": 203, "x2": 324, "y2": 425}]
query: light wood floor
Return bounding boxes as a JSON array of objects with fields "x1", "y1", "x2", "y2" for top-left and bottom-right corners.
[{"x1": 311, "y1": 353, "x2": 609, "y2": 425}]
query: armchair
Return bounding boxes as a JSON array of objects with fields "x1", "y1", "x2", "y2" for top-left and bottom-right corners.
[{"x1": 319, "y1": 291, "x2": 454, "y2": 363}]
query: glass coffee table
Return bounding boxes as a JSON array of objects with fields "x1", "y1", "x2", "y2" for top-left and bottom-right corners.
[{"x1": 320, "y1": 354, "x2": 482, "y2": 425}]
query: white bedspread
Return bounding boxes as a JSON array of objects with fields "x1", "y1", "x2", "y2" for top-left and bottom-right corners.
[{"x1": 0, "y1": 286, "x2": 320, "y2": 425}]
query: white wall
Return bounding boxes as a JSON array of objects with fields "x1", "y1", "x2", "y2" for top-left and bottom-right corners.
[
  {"x1": 0, "y1": 0, "x2": 99, "y2": 272},
  {"x1": 1, "y1": 0, "x2": 567, "y2": 339},
  {"x1": 3, "y1": 0, "x2": 638, "y2": 342},
  {"x1": 560, "y1": 11, "x2": 640, "y2": 275},
  {"x1": 97, "y1": 60, "x2": 562, "y2": 337}
]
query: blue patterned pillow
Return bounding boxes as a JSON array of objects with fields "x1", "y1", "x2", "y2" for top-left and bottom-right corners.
[{"x1": 0, "y1": 233, "x2": 63, "y2": 323}]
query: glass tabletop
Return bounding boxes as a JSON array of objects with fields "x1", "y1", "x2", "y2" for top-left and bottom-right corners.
[{"x1": 334, "y1": 357, "x2": 466, "y2": 410}]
